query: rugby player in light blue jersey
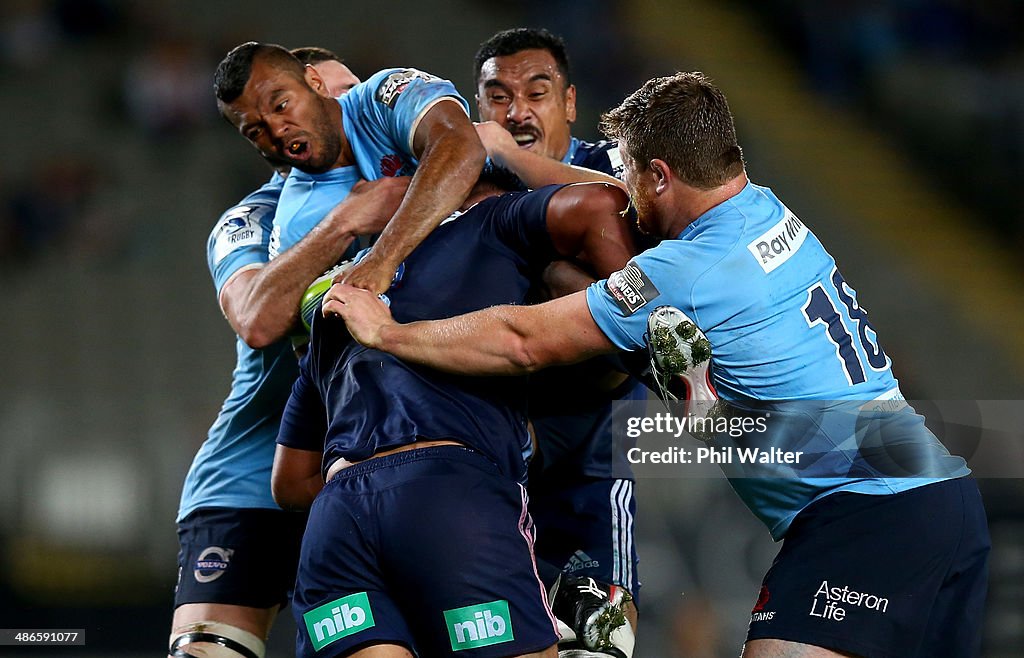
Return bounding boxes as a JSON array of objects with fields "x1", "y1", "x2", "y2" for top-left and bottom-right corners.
[
  {"x1": 178, "y1": 39, "x2": 481, "y2": 658},
  {"x1": 328, "y1": 72, "x2": 989, "y2": 658},
  {"x1": 169, "y1": 42, "x2": 468, "y2": 658},
  {"x1": 271, "y1": 64, "x2": 473, "y2": 256},
  {"x1": 217, "y1": 42, "x2": 485, "y2": 297}
]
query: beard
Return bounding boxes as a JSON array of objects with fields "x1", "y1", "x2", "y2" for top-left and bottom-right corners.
[
  {"x1": 298, "y1": 101, "x2": 343, "y2": 174},
  {"x1": 629, "y1": 188, "x2": 657, "y2": 236}
]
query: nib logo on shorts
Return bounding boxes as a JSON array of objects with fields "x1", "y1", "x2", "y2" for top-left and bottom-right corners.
[
  {"x1": 303, "y1": 592, "x2": 375, "y2": 651},
  {"x1": 444, "y1": 600, "x2": 514, "y2": 651}
]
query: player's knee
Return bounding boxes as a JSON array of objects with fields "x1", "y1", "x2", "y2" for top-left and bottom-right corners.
[
  {"x1": 741, "y1": 638, "x2": 858, "y2": 657},
  {"x1": 168, "y1": 621, "x2": 266, "y2": 658}
]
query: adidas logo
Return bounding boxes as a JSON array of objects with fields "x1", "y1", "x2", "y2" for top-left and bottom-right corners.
[{"x1": 563, "y1": 550, "x2": 600, "y2": 574}]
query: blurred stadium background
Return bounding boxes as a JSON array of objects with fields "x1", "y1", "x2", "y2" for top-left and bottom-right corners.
[{"x1": 0, "y1": 0, "x2": 1022, "y2": 655}]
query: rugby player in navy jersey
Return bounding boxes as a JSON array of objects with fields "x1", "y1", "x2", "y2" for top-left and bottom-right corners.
[
  {"x1": 167, "y1": 44, "x2": 449, "y2": 658},
  {"x1": 328, "y1": 72, "x2": 989, "y2": 658},
  {"x1": 472, "y1": 28, "x2": 644, "y2": 656},
  {"x1": 473, "y1": 28, "x2": 626, "y2": 191},
  {"x1": 271, "y1": 173, "x2": 635, "y2": 658}
]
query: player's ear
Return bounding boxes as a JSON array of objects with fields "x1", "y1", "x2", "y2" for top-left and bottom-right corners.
[
  {"x1": 304, "y1": 64, "x2": 330, "y2": 98},
  {"x1": 564, "y1": 84, "x2": 577, "y2": 124},
  {"x1": 650, "y1": 159, "x2": 670, "y2": 193}
]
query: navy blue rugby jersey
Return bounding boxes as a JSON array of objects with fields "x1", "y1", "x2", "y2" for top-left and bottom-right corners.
[
  {"x1": 527, "y1": 136, "x2": 647, "y2": 479},
  {"x1": 277, "y1": 185, "x2": 565, "y2": 482},
  {"x1": 563, "y1": 136, "x2": 624, "y2": 178}
]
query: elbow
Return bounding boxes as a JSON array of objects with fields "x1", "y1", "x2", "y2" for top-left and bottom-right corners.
[
  {"x1": 271, "y1": 444, "x2": 323, "y2": 511},
  {"x1": 235, "y1": 312, "x2": 281, "y2": 350},
  {"x1": 272, "y1": 491, "x2": 305, "y2": 513},
  {"x1": 238, "y1": 326, "x2": 276, "y2": 350},
  {"x1": 461, "y1": 140, "x2": 487, "y2": 179},
  {"x1": 273, "y1": 493, "x2": 309, "y2": 513},
  {"x1": 271, "y1": 469, "x2": 311, "y2": 512},
  {"x1": 270, "y1": 466, "x2": 290, "y2": 508},
  {"x1": 428, "y1": 129, "x2": 486, "y2": 181},
  {"x1": 238, "y1": 329, "x2": 274, "y2": 349},
  {"x1": 495, "y1": 307, "x2": 549, "y2": 374},
  {"x1": 470, "y1": 139, "x2": 487, "y2": 167},
  {"x1": 454, "y1": 126, "x2": 487, "y2": 173},
  {"x1": 509, "y1": 337, "x2": 545, "y2": 374}
]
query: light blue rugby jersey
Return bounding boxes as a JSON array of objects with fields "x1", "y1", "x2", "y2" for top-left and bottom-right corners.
[
  {"x1": 587, "y1": 181, "x2": 969, "y2": 538},
  {"x1": 272, "y1": 166, "x2": 362, "y2": 258},
  {"x1": 273, "y1": 68, "x2": 469, "y2": 255},
  {"x1": 180, "y1": 71, "x2": 469, "y2": 521},
  {"x1": 178, "y1": 174, "x2": 300, "y2": 520}
]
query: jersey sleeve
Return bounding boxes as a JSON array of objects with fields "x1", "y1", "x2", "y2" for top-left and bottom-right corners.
[
  {"x1": 205, "y1": 175, "x2": 284, "y2": 296},
  {"x1": 585, "y1": 244, "x2": 700, "y2": 350},
  {"x1": 488, "y1": 185, "x2": 563, "y2": 267},
  {"x1": 276, "y1": 352, "x2": 327, "y2": 452},
  {"x1": 358, "y1": 68, "x2": 470, "y2": 157}
]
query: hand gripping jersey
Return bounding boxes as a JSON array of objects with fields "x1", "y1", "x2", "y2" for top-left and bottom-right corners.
[
  {"x1": 586, "y1": 182, "x2": 970, "y2": 538},
  {"x1": 277, "y1": 186, "x2": 569, "y2": 483},
  {"x1": 272, "y1": 68, "x2": 469, "y2": 255},
  {"x1": 178, "y1": 174, "x2": 298, "y2": 520}
]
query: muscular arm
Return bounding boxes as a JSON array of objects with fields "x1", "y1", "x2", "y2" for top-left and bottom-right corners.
[
  {"x1": 340, "y1": 100, "x2": 486, "y2": 293},
  {"x1": 476, "y1": 121, "x2": 625, "y2": 190},
  {"x1": 323, "y1": 183, "x2": 631, "y2": 374},
  {"x1": 271, "y1": 445, "x2": 323, "y2": 511},
  {"x1": 544, "y1": 182, "x2": 634, "y2": 279},
  {"x1": 324, "y1": 287, "x2": 617, "y2": 375},
  {"x1": 221, "y1": 177, "x2": 408, "y2": 348},
  {"x1": 272, "y1": 357, "x2": 328, "y2": 509},
  {"x1": 541, "y1": 259, "x2": 598, "y2": 299}
]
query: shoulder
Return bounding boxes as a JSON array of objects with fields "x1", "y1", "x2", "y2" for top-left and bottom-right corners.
[
  {"x1": 364, "y1": 68, "x2": 448, "y2": 107},
  {"x1": 548, "y1": 181, "x2": 629, "y2": 216},
  {"x1": 573, "y1": 138, "x2": 618, "y2": 156},
  {"x1": 571, "y1": 139, "x2": 624, "y2": 178},
  {"x1": 207, "y1": 178, "x2": 282, "y2": 261},
  {"x1": 209, "y1": 179, "x2": 282, "y2": 233}
]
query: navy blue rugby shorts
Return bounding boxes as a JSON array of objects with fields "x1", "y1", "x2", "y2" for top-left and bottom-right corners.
[
  {"x1": 745, "y1": 477, "x2": 989, "y2": 658},
  {"x1": 292, "y1": 445, "x2": 558, "y2": 657},
  {"x1": 175, "y1": 507, "x2": 308, "y2": 609}
]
